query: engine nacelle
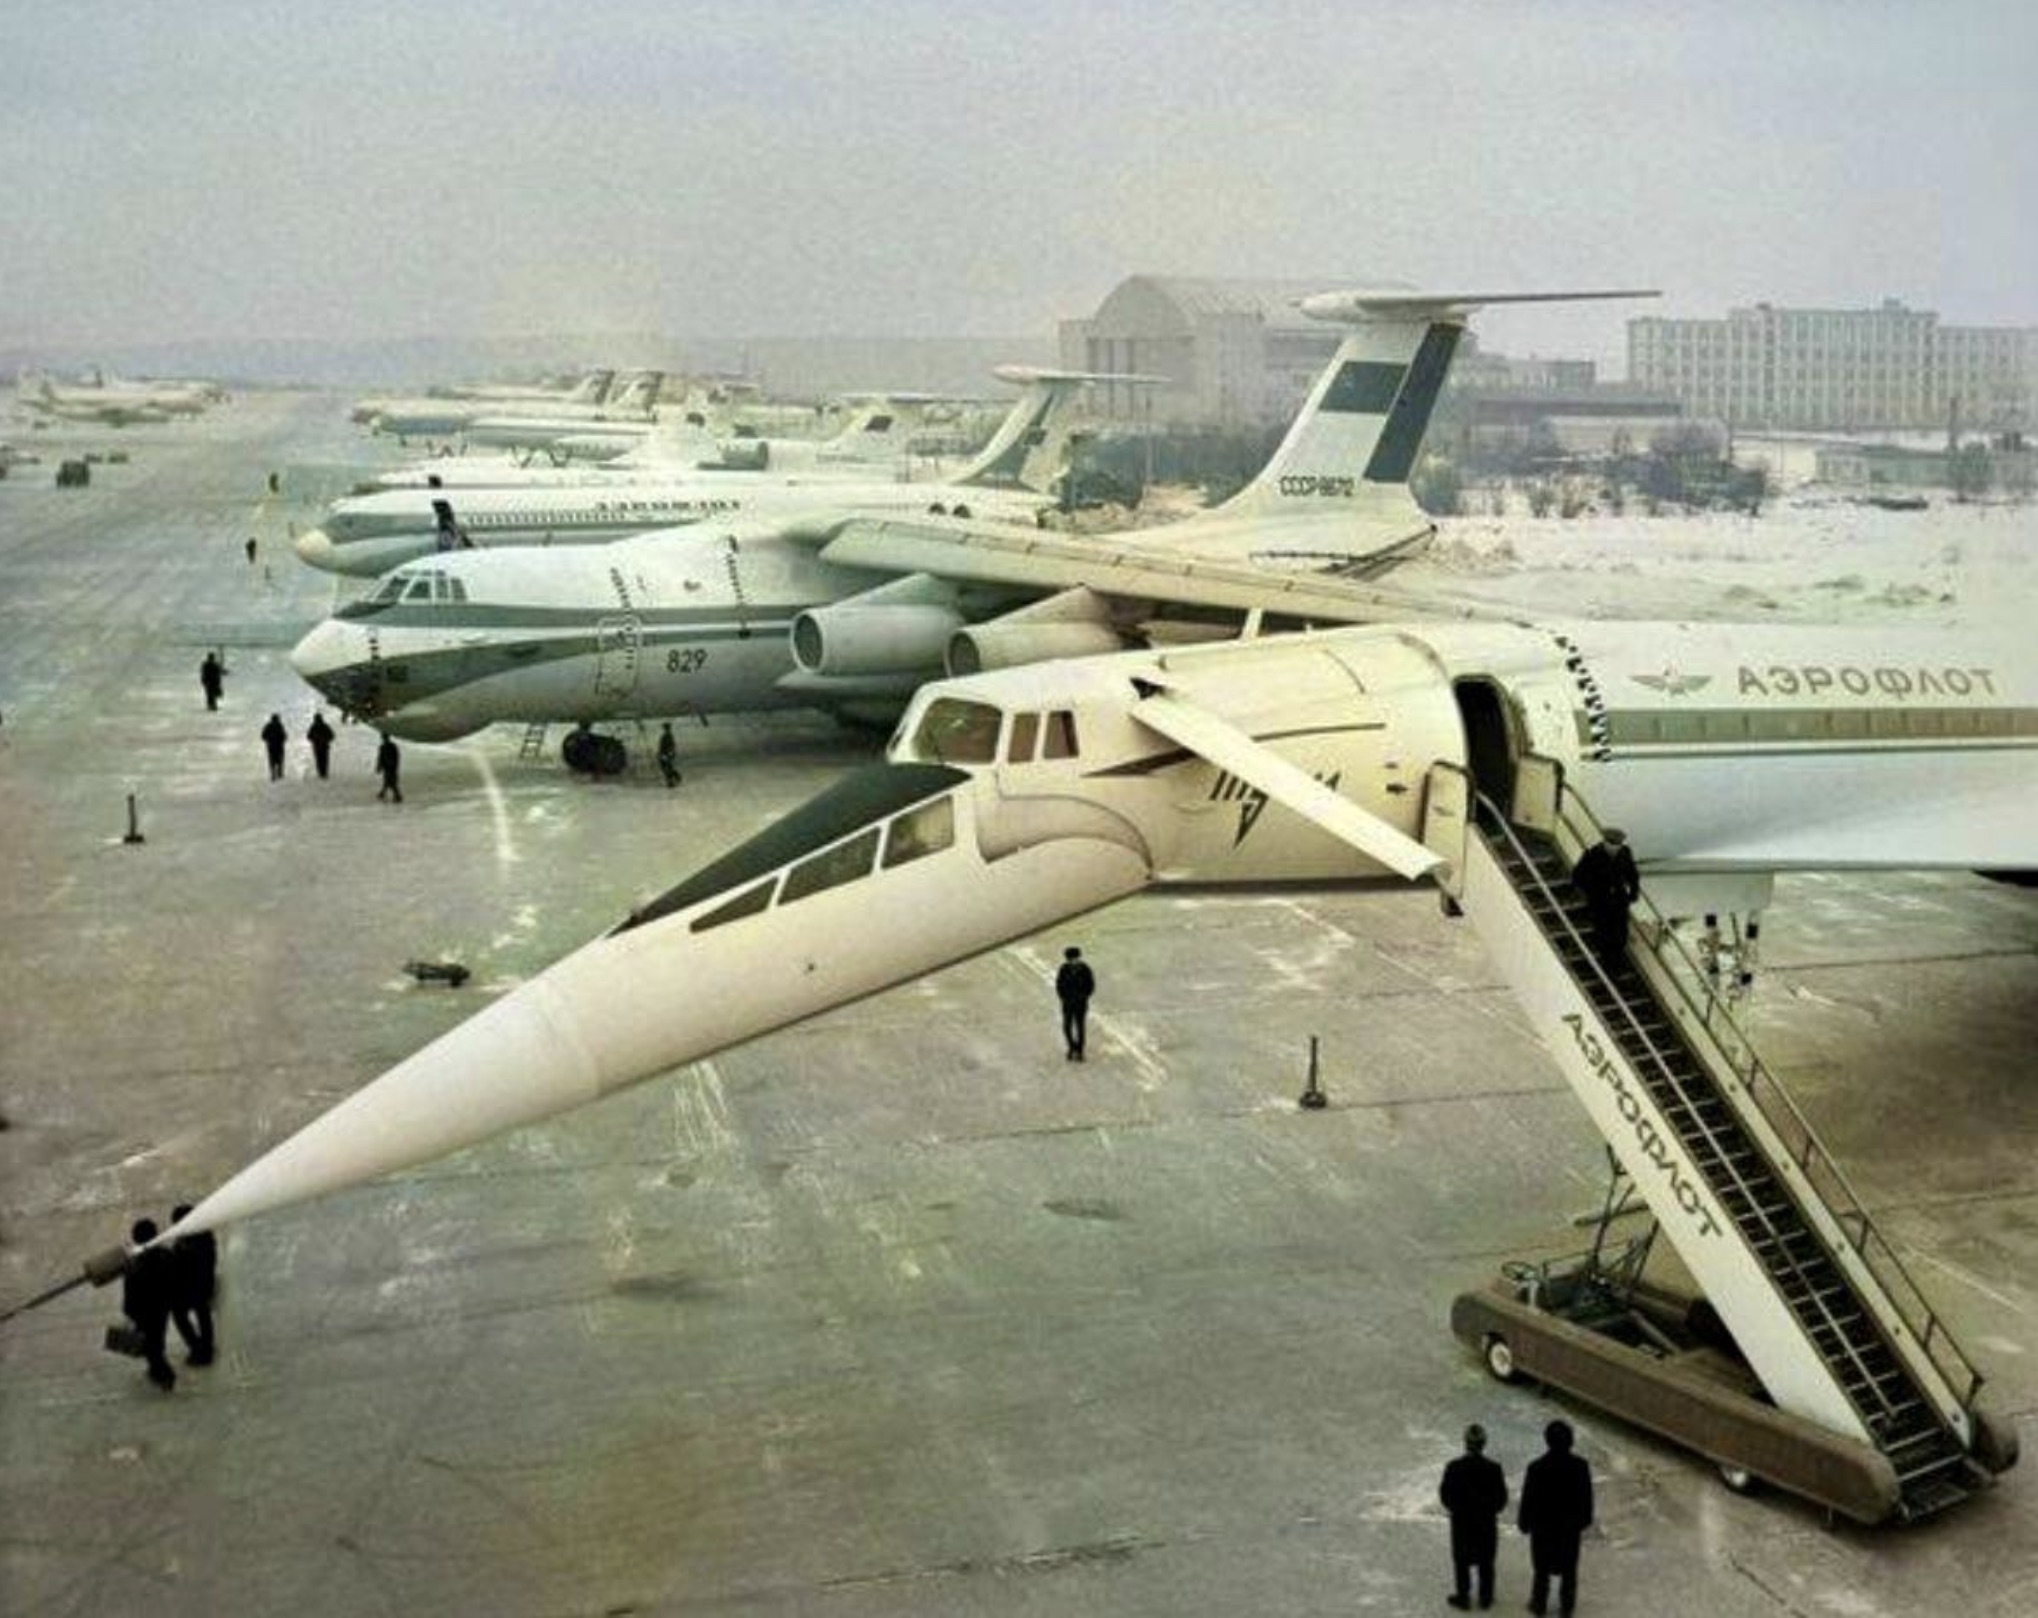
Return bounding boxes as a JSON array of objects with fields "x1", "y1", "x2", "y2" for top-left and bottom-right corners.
[
  {"x1": 707, "y1": 438, "x2": 770, "y2": 471},
  {"x1": 791, "y1": 602, "x2": 963, "y2": 679},
  {"x1": 945, "y1": 619, "x2": 1125, "y2": 676}
]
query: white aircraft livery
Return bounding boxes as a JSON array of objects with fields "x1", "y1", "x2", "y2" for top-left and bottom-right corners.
[
  {"x1": 294, "y1": 365, "x2": 1105, "y2": 577},
  {"x1": 167, "y1": 615, "x2": 2038, "y2": 1242},
  {"x1": 289, "y1": 291, "x2": 1648, "y2": 764}
]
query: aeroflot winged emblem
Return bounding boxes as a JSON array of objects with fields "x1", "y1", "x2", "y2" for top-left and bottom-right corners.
[
  {"x1": 1209, "y1": 769, "x2": 1343, "y2": 846},
  {"x1": 1631, "y1": 668, "x2": 1712, "y2": 697}
]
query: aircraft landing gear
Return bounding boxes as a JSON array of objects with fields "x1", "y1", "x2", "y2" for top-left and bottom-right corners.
[{"x1": 562, "y1": 726, "x2": 628, "y2": 776}]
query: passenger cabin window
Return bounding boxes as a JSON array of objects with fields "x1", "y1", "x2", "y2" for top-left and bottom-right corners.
[
  {"x1": 881, "y1": 797, "x2": 954, "y2": 869},
  {"x1": 1042, "y1": 710, "x2": 1079, "y2": 759},
  {"x1": 910, "y1": 698, "x2": 1002, "y2": 765},
  {"x1": 780, "y1": 828, "x2": 881, "y2": 905}
]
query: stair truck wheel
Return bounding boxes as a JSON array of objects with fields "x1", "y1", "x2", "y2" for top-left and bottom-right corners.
[{"x1": 1483, "y1": 1333, "x2": 1520, "y2": 1384}]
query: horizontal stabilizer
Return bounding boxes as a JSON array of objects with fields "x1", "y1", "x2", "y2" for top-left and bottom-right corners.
[
  {"x1": 1298, "y1": 288, "x2": 1660, "y2": 323},
  {"x1": 1131, "y1": 691, "x2": 1445, "y2": 881}
]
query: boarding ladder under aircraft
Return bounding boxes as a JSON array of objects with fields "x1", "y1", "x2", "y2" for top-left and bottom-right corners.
[{"x1": 1421, "y1": 755, "x2": 2017, "y2": 1523}]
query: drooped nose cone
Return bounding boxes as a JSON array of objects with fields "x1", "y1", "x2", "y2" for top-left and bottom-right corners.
[{"x1": 293, "y1": 527, "x2": 336, "y2": 569}]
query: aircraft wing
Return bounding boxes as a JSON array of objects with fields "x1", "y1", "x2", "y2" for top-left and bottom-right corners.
[
  {"x1": 1616, "y1": 753, "x2": 2038, "y2": 874},
  {"x1": 798, "y1": 513, "x2": 1490, "y2": 626},
  {"x1": 1130, "y1": 688, "x2": 1446, "y2": 881}
]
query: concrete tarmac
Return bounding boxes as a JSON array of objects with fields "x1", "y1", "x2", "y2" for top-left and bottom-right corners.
[{"x1": 1, "y1": 394, "x2": 2034, "y2": 1616}]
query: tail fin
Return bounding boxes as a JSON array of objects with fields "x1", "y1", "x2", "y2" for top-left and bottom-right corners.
[
  {"x1": 956, "y1": 367, "x2": 1162, "y2": 493},
  {"x1": 608, "y1": 371, "x2": 664, "y2": 414},
  {"x1": 614, "y1": 409, "x2": 720, "y2": 469},
  {"x1": 1217, "y1": 288, "x2": 1657, "y2": 521},
  {"x1": 568, "y1": 369, "x2": 615, "y2": 405},
  {"x1": 817, "y1": 394, "x2": 925, "y2": 463}
]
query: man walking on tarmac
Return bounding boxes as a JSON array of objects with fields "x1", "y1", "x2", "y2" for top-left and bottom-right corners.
[
  {"x1": 306, "y1": 711, "x2": 336, "y2": 779},
  {"x1": 375, "y1": 733, "x2": 404, "y2": 802},
  {"x1": 1055, "y1": 946, "x2": 1095, "y2": 1061},
  {"x1": 260, "y1": 713, "x2": 288, "y2": 781},
  {"x1": 120, "y1": 1218, "x2": 178, "y2": 1391}
]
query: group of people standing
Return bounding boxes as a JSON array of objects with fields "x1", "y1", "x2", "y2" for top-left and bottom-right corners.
[
  {"x1": 117, "y1": 1208, "x2": 218, "y2": 1392},
  {"x1": 1440, "y1": 1420, "x2": 1595, "y2": 1615},
  {"x1": 255, "y1": 707, "x2": 401, "y2": 800},
  {"x1": 203, "y1": 652, "x2": 403, "y2": 799}
]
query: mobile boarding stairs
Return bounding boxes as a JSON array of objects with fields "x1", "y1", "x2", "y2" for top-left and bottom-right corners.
[{"x1": 1420, "y1": 754, "x2": 2018, "y2": 1524}]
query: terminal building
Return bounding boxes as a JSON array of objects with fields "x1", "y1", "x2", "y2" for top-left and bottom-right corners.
[{"x1": 1627, "y1": 300, "x2": 2038, "y2": 433}]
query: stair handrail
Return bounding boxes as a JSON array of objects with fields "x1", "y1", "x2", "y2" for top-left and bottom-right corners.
[
  {"x1": 1518, "y1": 753, "x2": 1984, "y2": 1415},
  {"x1": 1467, "y1": 792, "x2": 1920, "y2": 1421}
]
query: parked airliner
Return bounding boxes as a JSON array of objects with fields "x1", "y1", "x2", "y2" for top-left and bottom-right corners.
[
  {"x1": 289, "y1": 291, "x2": 1644, "y2": 766},
  {"x1": 293, "y1": 365, "x2": 1120, "y2": 577}
]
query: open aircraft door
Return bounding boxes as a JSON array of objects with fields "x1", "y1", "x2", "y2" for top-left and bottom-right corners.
[{"x1": 593, "y1": 615, "x2": 642, "y2": 698}]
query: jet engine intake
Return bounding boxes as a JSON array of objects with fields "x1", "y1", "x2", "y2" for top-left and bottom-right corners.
[
  {"x1": 945, "y1": 619, "x2": 1125, "y2": 676},
  {"x1": 791, "y1": 603, "x2": 963, "y2": 679}
]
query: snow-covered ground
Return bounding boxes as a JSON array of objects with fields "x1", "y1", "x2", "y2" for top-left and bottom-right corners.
[{"x1": 1393, "y1": 496, "x2": 2035, "y2": 629}]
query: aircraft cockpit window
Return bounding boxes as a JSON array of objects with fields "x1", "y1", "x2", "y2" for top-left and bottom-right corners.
[
  {"x1": 368, "y1": 573, "x2": 411, "y2": 604},
  {"x1": 866, "y1": 414, "x2": 894, "y2": 434},
  {"x1": 1006, "y1": 712, "x2": 1040, "y2": 763},
  {"x1": 911, "y1": 698, "x2": 1002, "y2": 765},
  {"x1": 881, "y1": 796, "x2": 954, "y2": 869},
  {"x1": 446, "y1": 577, "x2": 468, "y2": 603},
  {"x1": 690, "y1": 877, "x2": 779, "y2": 934},
  {"x1": 403, "y1": 575, "x2": 434, "y2": 602},
  {"x1": 1042, "y1": 710, "x2": 1079, "y2": 759},
  {"x1": 780, "y1": 827, "x2": 881, "y2": 905}
]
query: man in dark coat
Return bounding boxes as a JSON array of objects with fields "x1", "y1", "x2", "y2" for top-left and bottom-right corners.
[
  {"x1": 1518, "y1": 1419, "x2": 1594, "y2": 1616},
  {"x1": 199, "y1": 651, "x2": 226, "y2": 711},
  {"x1": 1440, "y1": 1422, "x2": 1509, "y2": 1609},
  {"x1": 260, "y1": 713, "x2": 288, "y2": 780},
  {"x1": 167, "y1": 1202, "x2": 218, "y2": 1367},
  {"x1": 375, "y1": 733, "x2": 403, "y2": 802},
  {"x1": 656, "y1": 721, "x2": 681, "y2": 789},
  {"x1": 306, "y1": 711, "x2": 336, "y2": 779},
  {"x1": 1570, "y1": 828, "x2": 1640, "y2": 968},
  {"x1": 121, "y1": 1218, "x2": 177, "y2": 1390},
  {"x1": 1055, "y1": 945, "x2": 1095, "y2": 1061}
]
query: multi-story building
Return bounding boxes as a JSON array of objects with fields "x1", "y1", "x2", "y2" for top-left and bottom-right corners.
[{"x1": 1628, "y1": 300, "x2": 2038, "y2": 432}]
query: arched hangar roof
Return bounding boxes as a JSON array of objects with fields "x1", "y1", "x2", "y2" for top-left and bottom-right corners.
[{"x1": 1088, "y1": 276, "x2": 1374, "y2": 337}]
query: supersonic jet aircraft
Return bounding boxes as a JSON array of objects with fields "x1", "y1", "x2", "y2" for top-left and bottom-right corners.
[
  {"x1": 163, "y1": 613, "x2": 2037, "y2": 1252},
  {"x1": 289, "y1": 290, "x2": 1645, "y2": 768}
]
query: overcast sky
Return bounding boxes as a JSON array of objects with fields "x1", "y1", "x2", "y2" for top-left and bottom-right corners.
[{"x1": 5, "y1": 0, "x2": 2031, "y2": 367}]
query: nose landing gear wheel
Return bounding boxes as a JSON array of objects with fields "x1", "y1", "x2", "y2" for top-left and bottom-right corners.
[{"x1": 562, "y1": 729, "x2": 628, "y2": 776}]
